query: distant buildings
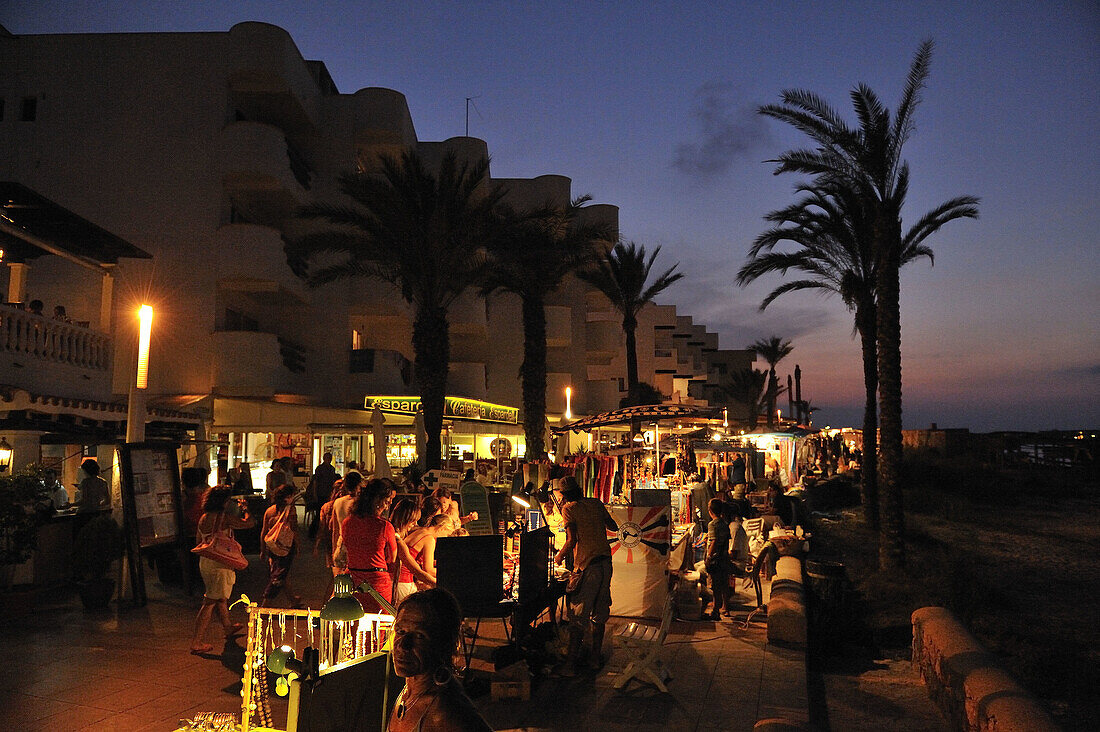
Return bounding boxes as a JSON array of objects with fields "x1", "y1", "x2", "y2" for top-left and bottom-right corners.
[{"x1": 1, "y1": 22, "x2": 753, "y2": 485}]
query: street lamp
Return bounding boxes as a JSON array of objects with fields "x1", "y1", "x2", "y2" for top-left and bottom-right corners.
[
  {"x1": 564, "y1": 386, "x2": 572, "y2": 421},
  {"x1": 0, "y1": 437, "x2": 12, "y2": 472},
  {"x1": 126, "y1": 304, "x2": 153, "y2": 443}
]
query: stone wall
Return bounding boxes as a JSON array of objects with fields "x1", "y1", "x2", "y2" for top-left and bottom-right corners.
[{"x1": 911, "y1": 606, "x2": 1058, "y2": 731}]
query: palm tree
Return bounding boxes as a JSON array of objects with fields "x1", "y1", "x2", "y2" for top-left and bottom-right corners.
[
  {"x1": 749, "y1": 336, "x2": 793, "y2": 430},
  {"x1": 721, "y1": 368, "x2": 768, "y2": 430},
  {"x1": 284, "y1": 150, "x2": 504, "y2": 470},
  {"x1": 579, "y1": 242, "x2": 684, "y2": 406},
  {"x1": 480, "y1": 196, "x2": 615, "y2": 460},
  {"x1": 738, "y1": 180, "x2": 882, "y2": 525},
  {"x1": 759, "y1": 40, "x2": 979, "y2": 569}
]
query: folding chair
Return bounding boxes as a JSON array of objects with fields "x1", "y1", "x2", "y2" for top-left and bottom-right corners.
[{"x1": 613, "y1": 594, "x2": 675, "y2": 693}]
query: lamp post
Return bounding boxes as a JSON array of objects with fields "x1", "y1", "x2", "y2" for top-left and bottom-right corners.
[
  {"x1": 126, "y1": 305, "x2": 153, "y2": 443},
  {"x1": 0, "y1": 437, "x2": 12, "y2": 472}
]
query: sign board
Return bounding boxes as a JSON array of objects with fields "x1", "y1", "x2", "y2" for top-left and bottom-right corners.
[
  {"x1": 458, "y1": 480, "x2": 494, "y2": 536},
  {"x1": 120, "y1": 444, "x2": 182, "y2": 548},
  {"x1": 422, "y1": 469, "x2": 462, "y2": 492},
  {"x1": 118, "y1": 442, "x2": 184, "y2": 606},
  {"x1": 364, "y1": 395, "x2": 519, "y2": 425}
]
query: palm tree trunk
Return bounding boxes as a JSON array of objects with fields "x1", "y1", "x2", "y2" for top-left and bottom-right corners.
[
  {"x1": 766, "y1": 369, "x2": 777, "y2": 430},
  {"x1": 876, "y1": 223, "x2": 905, "y2": 571},
  {"x1": 413, "y1": 305, "x2": 450, "y2": 471},
  {"x1": 623, "y1": 315, "x2": 639, "y2": 406},
  {"x1": 521, "y1": 295, "x2": 548, "y2": 461},
  {"x1": 856, "y1": 301, "x2": 879, "y2": 530}
]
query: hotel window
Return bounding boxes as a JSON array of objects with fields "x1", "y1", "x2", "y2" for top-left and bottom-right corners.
[
  {"x1": 0, "y1": 98, "x2": 5, "y2": 120},
  {"x1": 617, "y1": 377, "x2": 626, "y2": 392},
  {"x1": 20, "y1": 96, "x2": 37, "y2": 121}
]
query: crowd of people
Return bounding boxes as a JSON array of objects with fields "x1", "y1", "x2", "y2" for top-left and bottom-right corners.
[
  {"x1": 184, "y1": 454, "x2": 488, "y2": 650},
  {"x1": 184, "y1": 454, "x2": 497, "y2": 729}
]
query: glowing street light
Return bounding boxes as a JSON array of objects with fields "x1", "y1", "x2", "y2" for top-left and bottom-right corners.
[
  {"x1": 135, "y1": 304, "x2": 153, "y2": 389},
  {"x1": 564, "y1": 386, "x2": 572, "y2": 421},
  {"x1": 126, "y1": 304, "x2": 153, "y2": 443}
]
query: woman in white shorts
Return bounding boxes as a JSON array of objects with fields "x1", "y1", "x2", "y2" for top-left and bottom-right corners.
[{"x1": 190, "y1": 486, "x2": 254, "y2": 654}]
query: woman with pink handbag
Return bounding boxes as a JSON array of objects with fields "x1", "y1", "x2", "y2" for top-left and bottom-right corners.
[{"x1": 190, "y1": 486, "x2": 254, "y2": 654}]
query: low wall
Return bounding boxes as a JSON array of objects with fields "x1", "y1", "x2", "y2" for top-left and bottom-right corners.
[
  {"x1": 767, "y1": 555, "x2": 806, "y2": 646},
  {"x1": 911, "y1": 606, "x2": 1058, "y2": 732}
]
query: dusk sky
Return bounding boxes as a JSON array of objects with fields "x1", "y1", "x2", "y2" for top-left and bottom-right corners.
[{"x1": 4, "y1": 1, "x2": 1098, "y2": 432}]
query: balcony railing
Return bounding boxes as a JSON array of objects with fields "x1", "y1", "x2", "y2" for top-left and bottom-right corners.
[{"x1": 0, "y1": 307, "x2": 111, "y2": 370}]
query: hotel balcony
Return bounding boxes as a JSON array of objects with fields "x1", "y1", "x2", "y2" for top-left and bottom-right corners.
[
  {"x1": 0, "y1": 308, "x2": 113, "y2": 400},
  {"x1": 211, "y1": 330, "x2": 307, "y2": 397},
  {"x1": 216, "y1": 121, "x2": 310, "y2": 226},
  {"x1": 213, "y1": 223, "x2": 306, "y2": 299},
  {"x1": 585, "y1": 320, "x2": 620, "y2": 362},
  {"x1": 545, "y1": 305, "x2": 572, "y2": 348},
  {"x1": 227, "y1": 22, "x2": 322, "y2": 134}
]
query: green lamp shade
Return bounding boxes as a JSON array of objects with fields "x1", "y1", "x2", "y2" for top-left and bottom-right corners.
[
  {"x1": 266, "y1": 645, "x2": 294, "y2": 674},
  {"x1": 321, "y1": 594, "x2": 365, "y2": 622}
]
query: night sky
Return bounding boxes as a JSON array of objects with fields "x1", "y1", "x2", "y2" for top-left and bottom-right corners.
[{"x1": 4, "y1": 1, "x2": 1097, "y2": 431}]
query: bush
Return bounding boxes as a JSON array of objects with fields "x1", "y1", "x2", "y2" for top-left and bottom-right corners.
[{"x1": 0, "y1": 465, "x2": 50, "y2": 581}]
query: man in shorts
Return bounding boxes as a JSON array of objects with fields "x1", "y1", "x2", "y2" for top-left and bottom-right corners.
[{"x1": 553, "y1": 476, "x2": 618, "y2": 675}]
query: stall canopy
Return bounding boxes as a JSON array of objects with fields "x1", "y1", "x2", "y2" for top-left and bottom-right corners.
[{"x1": 556, "y1": 404, "x2": 711, "y2": 433}]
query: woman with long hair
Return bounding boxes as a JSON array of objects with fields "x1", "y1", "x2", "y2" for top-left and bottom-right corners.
[
  {"x1": 388, "y1": 588, "x2": 491, "y2": 731},
  {"x1": 389, "y1": 497, "x2": 435, "y2": 605},
  {"x1": 190, "y1": 486, "x2": 254, "y2": 653},
  {"x1": 260, "y1": 484, "x2": 302, "y2": 608},
  {"x1": 402, "y1": 514, "x2": 453, "y2": 589},
  {"x1": 338, "y1": 478, "x2": 396, "y2": 612}
]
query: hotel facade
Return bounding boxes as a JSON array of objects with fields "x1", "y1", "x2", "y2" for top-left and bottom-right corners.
[{"x1": 0, "y1": 22, "x2": 754, "y2": 488}]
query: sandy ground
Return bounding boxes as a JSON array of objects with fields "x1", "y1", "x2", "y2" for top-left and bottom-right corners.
[{"x1": 809, "y1": 469, "x2": 1100, "y2": 731}]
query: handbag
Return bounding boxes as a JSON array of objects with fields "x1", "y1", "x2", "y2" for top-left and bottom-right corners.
[
  {"x1": 264, "y1": 506, "x2": 295, "y2": 557},
  {"x1": 192, "y1": 513, "x2": 248, "y2": 571}
]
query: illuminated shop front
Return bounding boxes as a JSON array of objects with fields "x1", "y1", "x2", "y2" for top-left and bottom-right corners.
[{"x1": 363, "y1": 395, "x2": 527, "y2": 472}]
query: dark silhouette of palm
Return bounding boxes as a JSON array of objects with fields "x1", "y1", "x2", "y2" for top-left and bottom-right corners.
[
  {"x1": 721, "y1": 367, "x2": 768, "y2": 430},
  {"x1": 480, "y1": 196, "x2": 615, "y2": 459},
  {"x1": 749, "y1": 336, "x2": 793, "y2": 430},
  {"x1": 758, "y1": 40, "x2": 979, "y2": 568},
  {"x1": 285, "y1": 150, "x2": 504, "y2": 469},
  {"x1": 579, "y1": 242, "x2": 684, "y2": 406}
]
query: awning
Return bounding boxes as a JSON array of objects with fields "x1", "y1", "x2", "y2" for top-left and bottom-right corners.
[
  {"x1": 0, "y1": 182, "x2": 151, "y2": 266},
  {"x1": 555, "y1": 404, "x2": 713, "y2": 433}
]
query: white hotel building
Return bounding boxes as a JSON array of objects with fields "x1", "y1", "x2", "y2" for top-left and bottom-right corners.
[{"x1": 0, "y1": 22, "x2": 754, "y2": 488}]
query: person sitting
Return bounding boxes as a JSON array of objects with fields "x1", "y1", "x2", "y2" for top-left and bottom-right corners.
[
  {"x1": 28, "y1": 299, "x2": 44, "y2": 316},
  {"x1": 387, "y1": 588, "x2": 492, "y2": 732},
  {"x1": 53, "y1": 304, "x2": 72, "y2": 322},
  {"x1": 761, "y1": 481, "x2": 795, "y2": 536}
]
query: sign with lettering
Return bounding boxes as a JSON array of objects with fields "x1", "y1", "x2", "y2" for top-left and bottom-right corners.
[
  {"x1": 364, "y1": 395, "x2": 519, "y2": 424},
  {"x1": 459, "y1": 480, "x2": 495, "y2": 536},
  {"x1": 422, "y1": 469, "x2": 462, "y2": 492}
]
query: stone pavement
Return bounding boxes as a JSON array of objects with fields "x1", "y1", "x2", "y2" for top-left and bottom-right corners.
[{"x1": 0, "y1": 535, "x2": 809, "y2": 732}]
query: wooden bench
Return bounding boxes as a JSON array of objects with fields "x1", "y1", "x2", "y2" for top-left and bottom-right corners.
[{"x1": 612, "y1": 594, "x2": 675, "y2": 692}]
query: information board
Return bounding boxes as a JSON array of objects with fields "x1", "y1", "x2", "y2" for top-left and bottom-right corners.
[
  {"x1": 120, "y1": 444, "x2": 182, "y2": 548},
  {"x1": 118, "y1": 442, "x2": 184, "y2": 606},
  {"x1": 423, "y1": 469, "x2": 462, "y2": 492},
  {"x1": 458, "y1": 480, "x2": 494, "y2": 536}
]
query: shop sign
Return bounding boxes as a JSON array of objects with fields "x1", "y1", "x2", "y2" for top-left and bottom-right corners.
[{"x1": 364, "y1": 395, "x2": 518, "y2": 424}]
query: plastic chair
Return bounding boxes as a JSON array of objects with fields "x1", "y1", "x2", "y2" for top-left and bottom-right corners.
[{"x1": 613, "y1": 594, "x2": 675, "y2": 692}]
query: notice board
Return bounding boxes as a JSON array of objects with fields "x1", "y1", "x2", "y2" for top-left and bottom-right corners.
[
  {"x1": 119, "y1": 443, "x2": 183, "y2": 548},
  {"x1": 458, "y1": 480, "x2": 494, "y2": 536}
]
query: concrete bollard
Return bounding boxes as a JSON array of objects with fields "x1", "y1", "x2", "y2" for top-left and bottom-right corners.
[
  {"x1": 767, "y1": 556, "x2": 806, "y2": 646},
  {"x1": 911, "y1": 606, "x2": 1058, "y2": 731}
]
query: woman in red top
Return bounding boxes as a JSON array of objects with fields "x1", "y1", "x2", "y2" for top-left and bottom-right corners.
[{"x1": 339, "y1": 479, "x2": 396, "y2": 612}]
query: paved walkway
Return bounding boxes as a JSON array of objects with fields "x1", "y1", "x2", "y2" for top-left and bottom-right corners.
[{"x1": 0, "y1": 538, "x2": 809, "y2": 732}]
